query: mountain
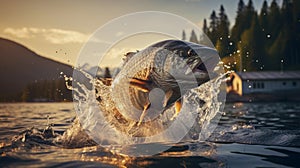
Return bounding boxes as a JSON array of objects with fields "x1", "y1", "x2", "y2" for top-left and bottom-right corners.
[{"x1": 0, "y1": 38, "x2": 73, "y2": 101}]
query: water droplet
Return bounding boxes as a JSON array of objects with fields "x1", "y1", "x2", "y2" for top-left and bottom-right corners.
[
  {"x1": 255, "y1": 60, "x2": 258, "y2": 63},
  {"x1": 220, "y1": 37, "x2": 223, "y2": 40},
  {"x1": 234, "y1": 61, "x2": 237, "y2": 65},
  {"x1": 229, "y1": 42, "x2": 233, "y2": 46},
  {"x1": 224, "y1": 64, "x2": 231, "y2": 69},
  {"x1": 237, "y1": 50, "x2": 240, "y2": 53},
  {"x1": 281, "y1": 59, "x2": 284, "y2": 63},
  {"x1": 267, "y1": 34, "x2": 271, "y2": 38},
  {"x1": 248, "y1": 85, "x2": 252, "y2": 88},
  {"x1": 243, "y1": 69, "x2": 247, "y2": 72},
  {"x1": 228, "y1": 35, "x2": 231, "y2": 38}
]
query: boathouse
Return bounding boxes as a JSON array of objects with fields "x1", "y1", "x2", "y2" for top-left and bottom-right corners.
[{"x1": 228, "y1": 71, "x2": 300, "y2": 96}]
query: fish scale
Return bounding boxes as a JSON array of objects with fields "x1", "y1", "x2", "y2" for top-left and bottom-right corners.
[{"x1": 112, "y1": 40, "x2": 219, "y2": 125}]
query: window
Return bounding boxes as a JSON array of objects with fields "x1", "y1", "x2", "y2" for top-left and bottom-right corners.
[
  {"x1": 252, "y1": 82, "x2": 264, "y2": 89},
  {"x1": 293, "y1": 81, "x2": 297, "y2": 86}
]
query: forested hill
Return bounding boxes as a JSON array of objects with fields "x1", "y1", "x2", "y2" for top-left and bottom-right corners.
[
  {"x1": 183, "y1": 0, "x2": 300, "y2": 71},
  {"x1": 0, "y1": 38, "x2": 73, "y2": 102}
]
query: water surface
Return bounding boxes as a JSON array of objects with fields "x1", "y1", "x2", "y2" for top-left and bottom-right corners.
[{"x1": 0, "y1": 102, "x2": 299, "y2": 167}]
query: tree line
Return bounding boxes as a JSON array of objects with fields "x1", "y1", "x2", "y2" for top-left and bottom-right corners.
[
  {"x1": 20, "y1": 79, "x2": 72, "y2": 102},
  {"x1": 0, "y1": 78, "x2": 73, "y2": 102},
  {"x1": 183, "y1": 0, "x2": 300, "y2": 71},
  {"x1": 6, "y1": 66, "x2": 112, "y2": 102},
  {"x1": 17, "y1": 67, "x2": 113, "y2": 102}
]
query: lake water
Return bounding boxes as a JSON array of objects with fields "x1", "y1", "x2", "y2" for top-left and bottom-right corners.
[{"x1": 0, "y1": 102, "x2": 299, "y2": 167}]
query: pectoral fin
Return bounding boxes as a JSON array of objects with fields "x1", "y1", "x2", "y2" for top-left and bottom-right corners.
[
  {"x1": 129, "y1": 78, "x2": 152, "y2": 93},
  {"x1": 137, "y1": 102, "x2": 151, "y2": 126},
  {"x1": 163, "y1": 90, "x2": 173, "y2": 107},
  {"x1": 170, "y1": 100, "x2": 182, "y2": 121}
]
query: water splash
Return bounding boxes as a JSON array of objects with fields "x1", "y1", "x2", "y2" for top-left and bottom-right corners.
[{"x1": 67, "y1": 66, "x2": 228, "y2": 147}]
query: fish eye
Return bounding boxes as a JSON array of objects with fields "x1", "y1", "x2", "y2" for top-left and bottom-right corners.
[{"x1": 187, "y1": 49, "x2": 197, "y2": 57}]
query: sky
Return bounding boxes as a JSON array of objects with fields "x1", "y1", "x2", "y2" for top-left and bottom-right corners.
[{"x1": 0, "y1": 0, "x2": 279, "y2": 67}]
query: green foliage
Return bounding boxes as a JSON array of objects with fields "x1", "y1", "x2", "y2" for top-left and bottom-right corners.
[
  {"x1": 216, "y1": 5, "x2": 231, "y2": 58},
  {"x1": 195, "y1": 0, "x2": 300, "y2": 71},
  {"x1": 20, "y1": 79, "x2": 72, "y2": 102},
  {"x1": 239, "y1": 13, "x2": 265, "y2": 71},
  {"x1": 208, "y1": 10, "x2": 219, "y2": 45},
  {"x1": 231, "y1": 0, "x2": 246, "y2": 50}
]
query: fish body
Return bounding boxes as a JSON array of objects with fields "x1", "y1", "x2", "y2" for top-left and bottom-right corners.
[{"x1": 112, "y1": 40, "x2": 219, "y2": 125}]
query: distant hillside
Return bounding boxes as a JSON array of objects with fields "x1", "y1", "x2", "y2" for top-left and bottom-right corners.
[{"x1": 0, "y1": 38, "x2": 73, "y2": 101}]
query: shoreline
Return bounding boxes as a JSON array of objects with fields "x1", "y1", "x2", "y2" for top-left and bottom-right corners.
[{"x1": 226, "y1": 92, "x2": 300, "y2": 103}]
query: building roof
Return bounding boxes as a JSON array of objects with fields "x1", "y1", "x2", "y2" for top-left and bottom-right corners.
[{"x1": 235, "y1": 71, "x2": 300, "y2": 80}]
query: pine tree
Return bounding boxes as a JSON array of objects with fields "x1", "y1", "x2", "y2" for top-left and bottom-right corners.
[
  {"x1": 202, "y1": 19, "x2": 209, "y2": 35},
  {"x1": 268, "y1": 0, "x2": 281, "y2": 47},
  {"x1": 259, "y1": 0, "x2": 270, "y2": 68},
  {"x1": 208, "y1": 10, "x2": 218, "y2": 45},
  {"x1": 189, "y1": 30, "x2": 199, "y2": 43},
  {"x1": 199, "y1": 19, "x2": 212, "y2": 46},
  {"x1": 265, "y1": 0, "x2": 282, "y2": 69},
  {"x1": 182, "y1": 30, "x2": 186, "y2": 41},
  {"x1": 231, "y1": 0, "x2": 246, "y2": 51},
  {"x1": 281, "y1": 0, "x2": 299, "y2": 67},
  {"x1": 259, "y1": 0, "x2": 269, "y2": 33},
  {"x1": 238, "y1": 0, "x2": 245, "y2": 13},
  {"x1": 216, "y1": 5, "x2": 231, "y2": 58},
  {"x1": 244, "y1": 0, "x2": 256, "y2": 28},
  {"x1": 239, "y1": 13, "x2": 264, "y2": 71}
]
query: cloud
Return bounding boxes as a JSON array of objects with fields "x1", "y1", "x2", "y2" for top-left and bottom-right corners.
[
  {"x1": 4, "y1": 27, "x2": 33, "y2": 39},
  {"x1": 105, "y1": 47, "x2": 138, "y2": 59},
  {"x1": 4, "y1": 27, "x2": 106, "y2": 44}
]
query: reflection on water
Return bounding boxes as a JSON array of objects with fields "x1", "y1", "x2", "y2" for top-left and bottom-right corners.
[
  {"x1": 220, "y1": 102, "x2": 300, "y2": 130},
  {"x1": 0, "y1": 102, "x2": 300, "y2": 167}
]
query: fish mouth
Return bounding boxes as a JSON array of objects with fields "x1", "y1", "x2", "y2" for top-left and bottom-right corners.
[
  {"x1": 184, "y1": 57, "x2": 205, "y2": 75},
  {"x1": 184, "y1": 48, "x2": 219, "y2": 76}
]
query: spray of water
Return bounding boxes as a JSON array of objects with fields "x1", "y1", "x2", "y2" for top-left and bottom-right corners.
[{"x1": 64, "y1": 66, "x2": 229, "y2": 147}]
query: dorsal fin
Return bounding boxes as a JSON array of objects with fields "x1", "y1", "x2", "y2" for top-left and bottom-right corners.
[{"x1": 122, "y1": 51, "x2": 139, "y2": 64}]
